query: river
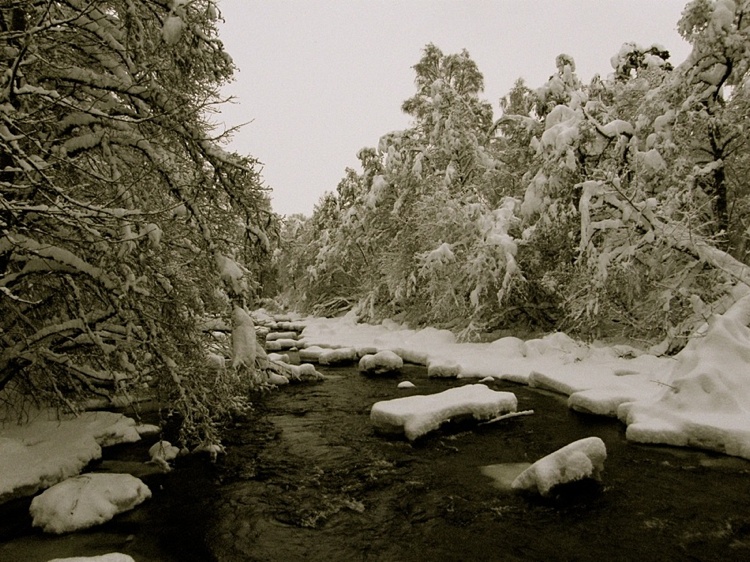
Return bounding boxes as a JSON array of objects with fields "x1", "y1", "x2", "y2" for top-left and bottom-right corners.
[{"x1": 2, "y1": 362, "x2": 750, "y2": 561}]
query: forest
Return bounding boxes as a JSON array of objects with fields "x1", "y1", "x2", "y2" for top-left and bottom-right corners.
[{"x1": 2, "y1": 0, "x2": 750, "y2": 449}]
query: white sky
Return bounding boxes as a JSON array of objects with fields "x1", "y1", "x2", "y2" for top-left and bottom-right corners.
[{"x1": 215, "y1": 0, "x2": 692, "y2": 217}]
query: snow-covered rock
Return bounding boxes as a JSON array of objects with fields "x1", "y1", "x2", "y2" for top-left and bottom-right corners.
[
  {"x1": 30, "y1": 473, "x2": 151, "y2": 534},
  {"x1": 265, "y1": 338, "x2": 297, "y2": 351},
  {"x1": 370, "y1": 384, "x2": 517, "y2": 440},
  {"x1": 148, "y1": 440, "x2": 180, "y2": 467},
  {"x1": 319, "y1": 347, "x2": 358, "y2": 365},
  {"x1": 511, "y1": 437, "x2": 607, "y2": 496},
  {"x1": 359, "y1": 350, "x2": 403, "y2": 375},
  {"x1": 298, "y1": 345, "x2": 325, "y2": 362},
  {"x1": 427, "y1": 359, "x2": 461, "y2": 378},
  {"x1": 397, "y1": 381, "x2": 416, "y2": 389},
  {"x1": 47, "y1": 555, "x2": 135, "y2": 562},
  {"x1": 0, "y1": 412, "x2": 141, "y2": 503},
  {"x1": 266, "y1": 331, "x2": 297, "y2": 341}
]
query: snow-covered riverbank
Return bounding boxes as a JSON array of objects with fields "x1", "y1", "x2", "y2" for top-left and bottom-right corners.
[{"x1": 277, "y1": 298, "x2": 750, "y2": 460}]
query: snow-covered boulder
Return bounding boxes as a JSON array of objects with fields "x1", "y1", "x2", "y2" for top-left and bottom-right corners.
[
  {"x1": 427, "y1": 359, "x2": 461, "y2": 378},
  {"x1": 265, "y1": 338, "x2": 298, "y2": 351},
  {"x1": 359, "y1": 350, "x2": 403, "y2": 375},
  {"x1": 0, "y1": 411, "x2": 141, "y2": 503},
  {"x1": 511, "y1": 437, "x2": 607, "y2": 497},
  {"x1": 371, "y1": 384, "x2": 517, "y2": 441},
  {"x1": 30, "y1": 473, "x2": 151, "y2": 534},
  {"x1": 397, "y1": 381, "x2": 416, "y2": 389},
  {"x1": 319, "y1": 347, "x2": 358, "y2": 365},
  {"x1": 148, "y1": 440, "x2": 180, "y2": 469},
  {"x1": 266, "y1": 331, "x2": 297, "y2": 341},
  {"x1": 298, "y1": 345, "x2": 325, "y2": 363}
]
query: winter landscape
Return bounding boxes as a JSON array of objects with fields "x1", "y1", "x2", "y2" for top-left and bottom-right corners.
[{"x1": 2, "y1": 0, "x2": 750, "y2": 561}]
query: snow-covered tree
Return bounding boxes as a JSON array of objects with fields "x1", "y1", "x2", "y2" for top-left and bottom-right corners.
[{"x1": 0, "y1": 1, "x2": 272, "y2": 445}]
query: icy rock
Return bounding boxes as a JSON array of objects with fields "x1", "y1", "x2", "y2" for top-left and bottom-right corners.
[
  {"x1": 266, "y1": 331, "x2": 297, "y2": 341},
  {"x1": 359, "y1": 350, "x2": 404, "y2": 375},
  {"x1": 148, "y1": 440, "x2": 180, "y2": 469},
  {"x1": 355, "y1": 346, "x2": 380, "y2": 358},
  {"x1": 371, "y1": 384, "x2": 517, "y2": 441},
  {"x1": 299, "y1": 345, "x2": 325, "y2": 362},
  {"x1": 511, "y1": 437, "x2": 607, "y2": 497},
  {"x1": 397, "y1": 381, "x2": 416, "y2": 389},
  {"x1": 134, "y1": 424, "x2": 160, "y2": 437},
  {"x1": 319, "y1": 347, "x2": 358, "y2": 365},
  {"x1": 30, "y1": 473, "x2": 151, "y2": 534},
  {"x1": 427, "y1": 360, "x2": 461, "y2": 378},
  {"x1": 392, "y1": 347, "x2": 429, "y2": 365},
  {"x1": 268, "y1": 373, "x2": 289, "y2": 385},
  {"x1": 288, "y1": 363, "x2": 324, "y2": 381}
]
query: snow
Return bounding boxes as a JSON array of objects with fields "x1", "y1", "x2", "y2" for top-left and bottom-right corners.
[
  {"x1": 318, "y1": 347, "x2": 358, "y2": 365},
  {"x1": 148, "y1": 440, "x2": 180, "y2": 467},
  {"x1": 619, "y1": 305, "x2": 750, "y2": 458},
  {"x1": 30, "y1": 473, "x2": 151, "y2": 534},
  {"x1": 47, "y1": 552, "x2": 135, "y2": 562},
  {"x1": 231, "y1": 306, "x2": 257, "y2": 369},
  {"x1": 370, "y1": 384, "x2": 518, "y2": 440},
  {"x1": 301, "y1": 314, "x2": 750, "y2": 456},
  {"x1": 359, "y1": 350, "x2": 403, "y2": 375},
  {"x1": 397, "y1": 381, "x2": 416, "y2": 389},
  {"x1": 511, "y1": 437, "x2": 607, "y2": 496},
  {"x1": 0, "y1": 411, "x2": 141, "y2": 502}
]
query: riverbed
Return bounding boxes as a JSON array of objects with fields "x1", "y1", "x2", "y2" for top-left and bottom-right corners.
[{"x1": 2, "y1": 363, "x2": 750, "y2": 561}]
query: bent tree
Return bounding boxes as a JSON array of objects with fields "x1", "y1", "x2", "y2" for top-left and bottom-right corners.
[{"x1": 0, "y1": 1, "x2": 272, "y2": 444}]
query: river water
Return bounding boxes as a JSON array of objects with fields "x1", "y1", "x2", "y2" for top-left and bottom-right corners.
[{"x1": 2, "y1": 363, "x2": 750, "y2": 561}]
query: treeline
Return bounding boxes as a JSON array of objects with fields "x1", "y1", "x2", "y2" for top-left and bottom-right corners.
[
  {"x1": 275, "y1": 1, "x2": 750, "y2": 350},
  {"x1": 0, "y1": 1, "x2": 275, "y2": 444}
]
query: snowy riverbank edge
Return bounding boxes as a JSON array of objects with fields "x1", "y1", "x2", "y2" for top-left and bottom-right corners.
[{"x1": 276, "y1": 300, "x2": 750, "y2": 461}]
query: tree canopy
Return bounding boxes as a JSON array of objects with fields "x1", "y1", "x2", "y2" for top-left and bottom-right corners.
[
  {"x1": 278, "y1": 0, "x2": 750, "y2": 350},
  {"x1": 0, "y1": 0, "x2": 273, "y2": 445}
]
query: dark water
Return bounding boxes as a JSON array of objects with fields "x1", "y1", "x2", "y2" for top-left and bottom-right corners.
[
  {"x1": 207, "y1": 365, "x2": 750, "y2": 562},
  {"x1": 3, "y1": 364, "x2": 750, "y2": 562}
]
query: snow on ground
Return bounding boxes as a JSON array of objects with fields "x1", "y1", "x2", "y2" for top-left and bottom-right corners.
[
  {"x1": 619, "y1": 300, "x2": 750, "y2": 459},
  {"x1": 370, "y1": 384, "x2": 517, "y2": 440},
  {"x1": 296, "y1": 307, "x2": 750, "y2": 460},
  {"x1": 0, "y1": 411, "x2": 142, "y2": 502},
  {"x1": 511, "y1": 437, "x2": 607, "y2": 496},
  {"x1": 30, "y1": 473, "x2": 151, "y2": 534}
]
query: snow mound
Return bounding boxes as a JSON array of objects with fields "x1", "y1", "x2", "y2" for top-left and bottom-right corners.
[
  {"x1": 397, "y1": 381, "x2": 416, "y2": 389},
  {"x1": 0, "y1": 412, "x2": 141, "y2": 503},
  {"x1": 371, "y1": 384, "x2": 517, "y2": 440},
  {"x1": 620, "y1": 306, "x2": 750, "y2": 459},
  {"x1": 48, "y1": 555, "x2": 135, "y2": 562},
  {"x1": 427, "y1": 359, "x2": 461, "y2": 378},
  {"x1": 359, "y1": 350, "x2": 403, "y2": 375},
  {"x1": 266, "y1": 331, "x2": 297, "y2": 341},
  {"x1": 148, "y1": 440, "x2": 180, "y2": 468},
  {"x1": 319, "y1": 347, "x2": 358, "y2": 365},
  {"x1": 512, "y1": 437, "x2": 607, "y2": 496},
  {"x1": 299, "y1": 345, "x2": 325, "y2": 362},
  {"x1": 30, "y1": 473, "x2": 151, "y2": 534}
]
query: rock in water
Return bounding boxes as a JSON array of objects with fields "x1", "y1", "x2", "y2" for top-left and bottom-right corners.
[
  {"x1": 511, "y1": 437, "x2": 606, "y2": 497},
  {"x1": 30, "y1": 473, "x2": 151, "y2": 534}
]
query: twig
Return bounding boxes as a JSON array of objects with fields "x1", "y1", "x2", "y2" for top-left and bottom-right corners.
[{"x1": 479, "y1": 409, "x2": 534, "y2": 426}]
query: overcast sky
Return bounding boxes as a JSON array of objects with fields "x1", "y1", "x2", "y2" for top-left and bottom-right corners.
[{"x1": 215, "y1": 0, "x2": 692, "y2": 217}]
